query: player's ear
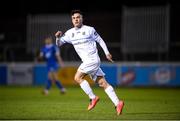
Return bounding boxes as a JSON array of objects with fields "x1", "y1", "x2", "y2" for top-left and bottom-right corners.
[{"x1": 81, "y1": 15, "x2": 83, "y2": 20}]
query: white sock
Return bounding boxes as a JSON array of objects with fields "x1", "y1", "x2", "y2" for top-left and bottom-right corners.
[
  {"x1": 105, "y1": 86, "x2": 119, "y2": 106},
  {"x1": 80, "y1": 80, "x2": 96, "y2": 99}
]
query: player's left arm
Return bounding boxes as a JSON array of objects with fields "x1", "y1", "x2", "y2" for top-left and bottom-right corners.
[
  {"x1": 56, "y1": 54, "x2": 64, "y2": 67},
  {"x1": 92, "y1": 28, "x2": 114, "y2": 62},
  {"x1": 97, "y1": 38, "x2": 114, "y2": 63}
]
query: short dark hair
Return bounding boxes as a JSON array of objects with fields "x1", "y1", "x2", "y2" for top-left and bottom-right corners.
[{"x1": 71, "y1": 10, "x2": 83, "y2": 16}]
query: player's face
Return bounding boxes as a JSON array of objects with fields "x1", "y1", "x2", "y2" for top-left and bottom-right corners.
[
  {"x1": 45, "y1": 38, "x2": 52, "y2": 45},
  {"x1": 71, "y1": 13, "x2": 83, "y2": 28}
]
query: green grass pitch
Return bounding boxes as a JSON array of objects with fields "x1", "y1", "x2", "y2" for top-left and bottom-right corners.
[{"x1": 0, "y1": 86, "x2": 180, "y2": 120}]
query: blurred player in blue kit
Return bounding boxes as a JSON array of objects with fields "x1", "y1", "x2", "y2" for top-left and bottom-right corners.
[{"x1": 39, "y1": 36, "x2": 66, "y2": 95}]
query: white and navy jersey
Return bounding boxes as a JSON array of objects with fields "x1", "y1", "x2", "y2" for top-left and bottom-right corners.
[{"x1": 56, "y1": 25, "x2": 109, "y2": 63}]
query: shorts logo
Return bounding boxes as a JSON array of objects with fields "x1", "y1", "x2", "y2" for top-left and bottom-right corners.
[{"x1": 82, "y1": 31, "x2": 85, "y2": 35}]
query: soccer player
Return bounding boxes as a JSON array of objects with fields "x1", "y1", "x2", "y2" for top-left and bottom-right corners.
[
  {"x1": 55, "y1": 10, "x2": 124, "y2": 115},
  {"x1": 39, "y1": 36, "x2": 66, "y2": 95}
]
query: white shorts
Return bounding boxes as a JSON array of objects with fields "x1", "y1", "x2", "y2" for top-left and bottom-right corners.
[{"x1": 78, "y1": 62, "x2": 105, "y2": 81}]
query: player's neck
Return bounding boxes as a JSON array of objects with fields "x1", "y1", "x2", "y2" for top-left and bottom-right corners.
[
  {"x1": 75, "y1": 24, "x2": 83, "y2": 30},
  {"x1": 45, "y1": 44, "x2": 53, "y2": 48}
]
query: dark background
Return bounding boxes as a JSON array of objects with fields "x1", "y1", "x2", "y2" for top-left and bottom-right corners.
[{"x1": 0, "y1": 0, "x2": 180, "y2": 62}]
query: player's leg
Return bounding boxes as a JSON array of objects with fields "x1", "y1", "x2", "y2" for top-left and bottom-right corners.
[
  {"x1": 96, "y1": 76, "x2": 119, "y2": 104},
  {"x1": 74, "y1": 70, "x2": 96, "y2": 99},
  {"x1": 74, "y1": 70, "x2": 99, "y2": 110},
  {"x1": 43, "y1": 72, "x2": 53, "y2": 95},
  {"x1": 96, "y1": 76, "x2": 124, "y2": 115},
  {"x1": 53, "y1": 71, "x2": 66, "y2": 94}
]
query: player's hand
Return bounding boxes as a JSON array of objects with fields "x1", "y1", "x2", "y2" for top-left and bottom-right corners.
[
  {"x1": 60, "y1": 62, "x2": 65, "y2": 68},
  {"x1": 106, "y1": 54, "x2": 114, "y2": 63},
  {"x1": 55, "y1": 31, "x2": 62, "y2": 38}
]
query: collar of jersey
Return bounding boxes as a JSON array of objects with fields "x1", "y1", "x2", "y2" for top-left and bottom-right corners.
[
  {"x1": 45, "y1": 44, "x2": 53, "y2": 48},
  {"x1": 74, "y1": 25, "x2": 84, "y2": 30}
]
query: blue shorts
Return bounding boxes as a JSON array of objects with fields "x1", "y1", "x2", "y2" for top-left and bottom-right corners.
[{"x1": 47, "y1": 64, "x2": 59, "y2": 72}]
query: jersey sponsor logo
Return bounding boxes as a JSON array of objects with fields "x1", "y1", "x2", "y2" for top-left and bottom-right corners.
[
  {"x1": 72, "y1": 33, "x2": 74, "y2": 38},
  {"x1": 45, "y1": 52, "x2": 51, "y2": 58},
  {"x1": 71, "y1": 36, "x2": 92, "y2": 42},
  {"x1": 73, "y1": 40, "x2": 89, "y2": 45}
]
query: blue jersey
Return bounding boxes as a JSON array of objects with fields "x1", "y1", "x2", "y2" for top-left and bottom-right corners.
[{"x1": 40, "y1": 44, "x2": 60, "y2": 72}]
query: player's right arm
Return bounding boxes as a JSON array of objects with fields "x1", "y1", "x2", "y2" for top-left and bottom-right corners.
[
  {"x1": 55, "y1": 31, "x2": 63, "y2": 46},
  {"x1": 35, "y1": 48, "x2": 44, "y2": 62},
  {"x1": 55, "y1": 31, "x2": 70, "y2": 46}
]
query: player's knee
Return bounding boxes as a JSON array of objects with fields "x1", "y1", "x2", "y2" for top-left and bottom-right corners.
[
  {"x1": 98, "y1": 81, "x2": 104, "y2": 87},
  {"x1": 53, "y1": 74, "x2": 58, "y2": 80},
  {"x1": 98, "y1": 80, "x2": 108, "y2": 89},
  {"x1": 48, "y1": 76, "x2": 53, "y2": 81},
  {"x1": 74, "y1": 76, "x2": 81, "y2": 84}
]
